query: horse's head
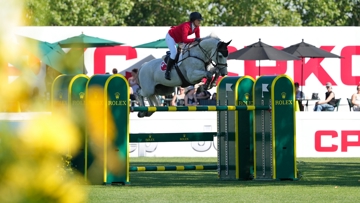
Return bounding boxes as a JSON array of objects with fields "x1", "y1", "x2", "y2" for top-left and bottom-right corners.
[
  {"x1": 197, "y1": 37, "x2": 231, "y2": 77},
  {"x1": 214, "y1": 40, "x2": 232, "y2": 76}
]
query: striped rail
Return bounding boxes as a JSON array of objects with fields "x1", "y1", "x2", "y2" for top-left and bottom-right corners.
[
  {"x1": 131, "y1": 105, "x2": 270, "y2": 112},
  {"x1": 129, "y1": 165, "x2": 217, "y2": 171},
  {"x1": 130, "y1": 132, "x2": 216, "y2": 142}
]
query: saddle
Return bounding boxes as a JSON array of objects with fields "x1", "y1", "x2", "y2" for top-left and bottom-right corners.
[
  {"x1": 163, "y1": 47, "x2": 181, "y2": 65},
  {"x1": 163, "y1": 47, "x2": 193, "y2": 87}
]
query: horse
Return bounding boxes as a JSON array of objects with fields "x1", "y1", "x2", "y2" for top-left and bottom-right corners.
[{"x1": 136, "y1": 34, "x2": 232, "y2": 117}]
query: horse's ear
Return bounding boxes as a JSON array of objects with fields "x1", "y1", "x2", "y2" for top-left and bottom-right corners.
[{"x1": 226, "y1": 40, "x2": 232, "y2": 46}]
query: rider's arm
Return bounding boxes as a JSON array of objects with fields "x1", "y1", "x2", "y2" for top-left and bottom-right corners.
[
  {"x1": 195, "y1": 27, "x2": 200, "y2": 39},
  {"x1": 181, "y1": 23, "x2": 195, "y2": 44},
  {"x1": 194, "y1": 95, "x2": 198, "y2": 105},
  {"x1": 171, "y1": 95, "x2": 177, "y2": 106},
  {"x1": 351, "y1": 94, "x2": 359, "y2": 106}
]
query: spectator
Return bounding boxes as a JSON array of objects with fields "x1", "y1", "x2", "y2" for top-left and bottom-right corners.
[
  {"x1": 351, "y1": 84, "x2": 360, "y2": 111},
  {"x1": 295, "y1": 82, "x2": 305, "y2": 111},
  {"x1": 314, "y1": 82, "x2": 336, "y2": 111},
  {"x1": 112, "y1": 68, "x2": 118, "y2": 74},
  {"x1": 129, "y1": 86, "x2": 137, "y2": 107},
  {"x1": 159, "y1": 95, "x2": 166, "y2": 106},
  {"x1": 171, "y1": 87, "x2": 185, "y2": 106},
  {"x1": 128, "y1": 68, "x2": 139, "y2": 95},
  {"x1": 184, "y1": 86, "x2": 198, "y2": 106},
  {"x1": 295, "y1": 82, "x2": 305, "y2": 99}
]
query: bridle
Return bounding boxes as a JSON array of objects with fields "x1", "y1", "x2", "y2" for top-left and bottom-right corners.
[{"x1": 178, "y1": 40, "x2": 228, "y2": 70}]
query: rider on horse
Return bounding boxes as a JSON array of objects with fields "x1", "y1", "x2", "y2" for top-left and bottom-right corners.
[{"x1": 164, "y1": 12, "x2": 203, "y2": 80}]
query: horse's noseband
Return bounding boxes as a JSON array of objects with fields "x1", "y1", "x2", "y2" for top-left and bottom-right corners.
[{"x1": 213, "y1": 47, "x2": 228, "y2": 68}]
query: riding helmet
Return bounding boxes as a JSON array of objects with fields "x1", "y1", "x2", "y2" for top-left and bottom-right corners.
[{"x1": 190, "y1": 12, "x2": 203, "y2": 22}]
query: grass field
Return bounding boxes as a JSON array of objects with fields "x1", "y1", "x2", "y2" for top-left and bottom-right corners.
[{"x1": 87, "y1": 158, "x2": 360, "y2": 203}]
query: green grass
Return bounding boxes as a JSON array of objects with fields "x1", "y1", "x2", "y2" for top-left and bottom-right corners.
[{"x1": 87, "y1": 158, "x2": 360, "y2": 203}]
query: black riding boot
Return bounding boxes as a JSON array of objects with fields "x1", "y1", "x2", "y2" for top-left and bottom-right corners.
[{"x1": 165, "y1": 58, "x2": 175, "y2": 80}]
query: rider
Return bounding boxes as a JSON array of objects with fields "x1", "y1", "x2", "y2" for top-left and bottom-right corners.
[{"x1": 164, "y1": 12, "x2": 203, "y2": 80}]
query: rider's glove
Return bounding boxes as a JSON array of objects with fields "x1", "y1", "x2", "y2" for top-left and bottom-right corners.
[{"x1": 195, "y1": 38, "x2": 202, "y2": 42}]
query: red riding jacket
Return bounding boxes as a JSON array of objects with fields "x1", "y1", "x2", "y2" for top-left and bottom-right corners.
[{"x1": 168, "y1": 21, "x2": 200, "y2": 44}]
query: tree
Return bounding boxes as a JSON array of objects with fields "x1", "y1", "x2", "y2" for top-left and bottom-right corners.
[
  {"x1": 22, "y1": 0, "x2": 360, "y2": 26},
  {"x1": 125, "y1": 0, "x2": 213, "y2": 26},
  {"x1": 22, "y1": 0, "x2": 134, "y2": 26},
  {"x1": 22, "y1": 0, "x2": 51, "y2": 25},
  {"x1": 209, "y1": 0, "x2": 302, "y2": 26},
  {"x1": 287, "y1": 0, "x2": 353, "y2": 26},
  {"x1": 344, "y1": 0, "x2": 360, "y2": 26}
]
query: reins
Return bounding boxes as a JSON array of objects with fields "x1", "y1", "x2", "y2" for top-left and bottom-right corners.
[{"x1": 177, "y1": 40, "x2": 227, "y2": 69}]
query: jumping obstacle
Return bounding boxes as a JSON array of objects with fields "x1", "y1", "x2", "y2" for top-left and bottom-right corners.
[
  {"x1": 51, "y1": 74, "x2": 297, "y2": 185},
  {"x1": 131, "y1": 105, "x2": 269, "y2": 111},
  {"x1": 52, "y1": 74, "x2": 89, "y2": 176},
  {"x1": 130, "y1": 132, "x2": 216, "y2": 142},
  {"x1": 129, "y1": 165, "x2": 217, "y2": 171}
]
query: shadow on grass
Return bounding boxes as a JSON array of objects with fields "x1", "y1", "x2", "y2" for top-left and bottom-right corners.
[{"x1": 127, "y1": 158, "x2": 360, "y2": 188}]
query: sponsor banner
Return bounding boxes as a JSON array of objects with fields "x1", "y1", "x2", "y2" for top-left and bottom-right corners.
[
  {"x1": 296, "y1": 112, "x2": 360, "y2": 157},
  {"x1": 129, "y1": 112, "x2": 217, "y2": 157},
  {"x1": 10, "y1": 26, "x2": 360, "y2": 110}
]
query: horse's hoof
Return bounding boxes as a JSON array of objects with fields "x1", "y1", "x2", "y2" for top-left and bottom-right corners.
[
  {"x1": 145, "y1": 112, "x2": 154, "y2": 117},
  {"x1": 137, "y1": 112, "x2": 146, "y2": 118}
]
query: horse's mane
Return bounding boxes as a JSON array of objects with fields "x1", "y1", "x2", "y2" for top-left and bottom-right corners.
[{"x1": 201, "y1": 32, "x2": 220, "y2": 41}]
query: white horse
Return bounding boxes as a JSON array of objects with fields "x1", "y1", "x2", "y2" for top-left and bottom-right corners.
[{"x1": 136, "y1": 35, "x2": 232, "y2": 117}]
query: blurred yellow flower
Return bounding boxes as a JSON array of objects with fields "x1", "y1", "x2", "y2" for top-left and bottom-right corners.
[
  {"x1": 0, "y1": 2, "x2": 87, "y2": 203},
  {"x1": 19, "y1": 113, "x2": 80, "y2": 154}
]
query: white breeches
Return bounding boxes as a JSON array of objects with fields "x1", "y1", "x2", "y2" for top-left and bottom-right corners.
[{"x1": 165, "y1": 33, "x2": 177, "y2": 60}]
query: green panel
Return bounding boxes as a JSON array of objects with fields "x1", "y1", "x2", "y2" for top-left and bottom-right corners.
[
  {"x1": 85, "y1": 75, "x2": 110, "y2": 185},
  {"x1": 51, "y1": 75, "x2": 75, "y2": 110},
  {"x1": 253, "y1": 76, "x2": 276, "y2": 180},
  {"x1": 272, "y1": 75, "x2": 296, "y2": 180},
  {"x1": 130, "y1": 132, "x2": 216, "y2": 142},
  {"x1": 104, "y1": 75, "x2": 130, "y2": 185},
  {"x1": 235, "y1": 76, "x2": 255, "y2": 180},
  {"x1": 216, "y1": 76, "x2": 240, "y2": 180},
  {"x1": 68, "y1": 75, "x2": 89, "y2": 176}
]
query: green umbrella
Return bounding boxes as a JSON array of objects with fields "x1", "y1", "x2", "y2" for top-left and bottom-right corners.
[
  {"x1": 16, "y1": 35, "x2": 68, "y2": 74},
  {"x1": 54, "y1": 33, "x2": 124, "y2": 48},
  {"x1": 53, "y1": 33, "x2": 124, "y2": 73},
  {"x1": 134, "y1": 38, "x2": 168, "y2": 49}
]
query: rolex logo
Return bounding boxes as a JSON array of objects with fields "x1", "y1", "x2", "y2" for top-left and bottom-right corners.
[
  {"x1": 281, "y1": 92, "x2": 286, "y2": 99},
  {"x1": 79, "y1": 92, "x2": 85, "y2": 99},
  {"x1": 115, "y1": 92, "x2": 120, "y2": 99},
  {"x1": 58, "y1": 92, "x2": 63, "y2": 99},
  {"x1": 244, "y1": 93, "x2": 249, "y2": 100}
]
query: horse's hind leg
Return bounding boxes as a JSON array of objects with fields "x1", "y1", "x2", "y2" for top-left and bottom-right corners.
[
  {"x1": 144, "y1": 95, "x2": 159, "y2": 117},
  {"x1": 136, "y1": 89, "x2": 147, "y2": 118}
]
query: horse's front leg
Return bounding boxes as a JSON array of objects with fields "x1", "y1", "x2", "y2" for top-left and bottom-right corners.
[
  {"x1": 187, "y1": 70, "x2": 213, "y2": 89},
  {"x1": 203, "y1": 69, "x2": 217, "y2": 90},
  {"x1": 209, "y1": 72, "x2": 219, "y2": 89}
]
